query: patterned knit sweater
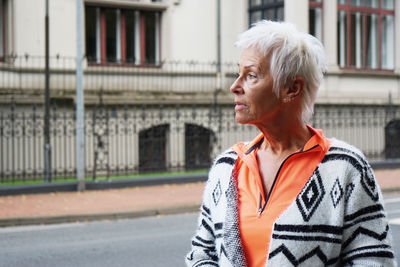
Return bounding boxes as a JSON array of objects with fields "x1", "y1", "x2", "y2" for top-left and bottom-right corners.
[{"x1": 186, "y1": 139, "x2": 397, "y2": 266}]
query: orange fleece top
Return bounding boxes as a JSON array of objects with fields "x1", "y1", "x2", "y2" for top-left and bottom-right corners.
[{"x1": 232, "y1": 126, "x2": 331, "y2": 267}]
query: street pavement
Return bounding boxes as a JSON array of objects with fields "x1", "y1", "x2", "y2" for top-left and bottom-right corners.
[
  {"x1": 1, "y1": 211, "x2": 400, "y2": 266},
  {"x1": 0, "y1": 168, "x2": 399, "y2": 227},
  {"x1": 0, "y1": 213, "x2": 197, "y2": 267}
]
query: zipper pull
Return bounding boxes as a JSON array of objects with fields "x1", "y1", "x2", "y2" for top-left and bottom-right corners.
[
  {"x1": 257, "y1": 208, "x2": 262, "y2": 217},
  {"x1": 258, "y1": 193, "x2": 263, "y2": 217}
]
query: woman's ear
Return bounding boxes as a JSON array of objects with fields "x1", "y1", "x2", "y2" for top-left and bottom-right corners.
[
  {"x1": 288, "y1": 77, "x2": 305, "y2": 96},
  {"x1": 282, "y1": 77, "x2": 305, "y2": 102}
]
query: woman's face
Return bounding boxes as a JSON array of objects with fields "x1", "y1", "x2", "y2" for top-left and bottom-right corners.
[{"x1": 230, "y1": 46, "x2": 282, "y2": 125}]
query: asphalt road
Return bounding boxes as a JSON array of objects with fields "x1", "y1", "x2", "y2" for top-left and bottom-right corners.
[
  {"x1": 384, "y1": 193, "x2": 400, "y2": 260},
  {"x1": 0, "y1": 213, "x2": 197, "y2": 267},
  {"x1": 0, "y1": 194, "x2": 399, "y2": 267}
]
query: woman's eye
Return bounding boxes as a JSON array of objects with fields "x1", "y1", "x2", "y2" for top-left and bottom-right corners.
[{"x1": 247, "y1": 73, "x2": 257, "y2": 80}]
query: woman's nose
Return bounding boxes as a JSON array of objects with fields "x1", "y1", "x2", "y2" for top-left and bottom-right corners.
[{"x1": 230, "y1": 77, "x2": 243, "y2": 94}]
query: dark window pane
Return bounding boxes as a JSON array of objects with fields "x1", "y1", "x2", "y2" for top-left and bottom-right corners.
[
  {"x1": 309, "y1": 7, "x2": 322, "y2": 40},
  {"x1": 265, "y1": 8, "x2": 275, "y2": 20},
  {"x1": 309, "y1": 8, "x2": 316, "y2": 36},
  {"x1": 250, "y1": 10, "x2": 262, "y2": 24},
  {"x1": 350, "y1": 13, "x2": 356, "y2": 66},
  {"x1": 185, "y1": 124, "x2": 214, "y2": 170},
  {"x1": 366, "y1": 13, "x2": 378, "y2": 68},
  {"x1": 365, "y1": 0, "x2": 378, "y2": 8},
  {"x1": 249, "y1": 0, "x2": 284, "y2": 25},
  {"x1": 385, "y1": 120, "x2": 400, "y2": 159},
  {"x1": 0, "y1": 0, "x2": 4, "y2": 58},
  {"x1": 276, "y1": 6, "x2": 284, "y2": 21},
  {"x1": 85, "y1": 6, "x2": 97, "y2": 62},
  {"x1": 351, "y1": 0, "x2": 363, "y2": 6},
  {"x1": 264, "y1": 0, "x2": 277, "y2": 4},
  {"x1": 337, "y1": 10, "x2": 347, "y2": 67},
  {"x1": 125, "y1": 10, "x2": 136, "y2": 64},
  {"x1": 139, "y1": 125, "x2": 168, "y2": 172},
  {"x1": 105, "y1": 8, "x2": 117, "y2": 63},
  {"x1": 382, "y1": 0, "x2": 394, "y2": 10},
  {"x1": 250, "y1": 0, "x2": 262, "y2": 7},
  {"x1": 144, "y1": 12, "x2": 157, "y2": 64},
  {"x1": 381, "y1": 15, "x2": 394, "y2": 69}
]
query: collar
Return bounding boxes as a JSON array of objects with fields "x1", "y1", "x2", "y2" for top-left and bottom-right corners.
[{"x1": 232, "y1": 124, "x2": 330, "y2": 156}]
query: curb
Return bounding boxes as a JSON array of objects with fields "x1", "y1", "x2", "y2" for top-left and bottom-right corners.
[
  {"x1": 371, "y1": 159, "x2": 400, "y2": 170},
  {"x1": 382, "y1": 187, "x2": 400, "y2": 194},
  {"x1": 0, "y1": 204, "x2": 201, "y2": 228},
  {"x1": 0, "y1": 173, "x2": 208, "y2": 196}
]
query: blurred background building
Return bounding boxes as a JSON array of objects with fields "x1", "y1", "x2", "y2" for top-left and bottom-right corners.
[{"x1": 0, "y1": 0, "x2": 399, "y2": 183}]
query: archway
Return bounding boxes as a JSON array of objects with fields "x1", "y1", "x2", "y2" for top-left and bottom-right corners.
[
  {"x1": 185, "y1": 124, "x2": 214, "y2": 170},
  {"x1": 385, "y1": 119, "x2": 400, "y2": 159},
  {"x1": 139, "y1": 124, "x2": 169, "y2": 172}
]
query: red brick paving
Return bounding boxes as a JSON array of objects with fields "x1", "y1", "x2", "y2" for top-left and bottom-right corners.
[
  {"x1": 0, "y1": 169, "x2": 398, "y2": 220},
  {"x1": 0, "y1": 182, "x2": 204, "y2": 219}
]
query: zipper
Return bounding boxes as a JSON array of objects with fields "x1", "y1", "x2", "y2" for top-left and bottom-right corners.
[{"x1": 257, "y1": 144, "x2": 320, "y2": 217}]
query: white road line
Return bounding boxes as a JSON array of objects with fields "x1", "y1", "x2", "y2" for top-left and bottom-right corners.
[
  {"x1": 0, "y1": 222, "x2": 85, "y2": 233},
  {"x1": 384, "y1": 197, "x2": 400, "y2": 204},
  {"x1": 389, "y1": 218, "x2": 400, "y2": 225}
]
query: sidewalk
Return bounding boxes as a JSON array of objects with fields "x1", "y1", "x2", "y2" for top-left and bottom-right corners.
[{"x1": 0, "y1": 169, "x2": 399, "y2": 227}]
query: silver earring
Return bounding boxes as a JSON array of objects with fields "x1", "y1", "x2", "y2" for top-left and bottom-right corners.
[{"x1": 283, "y1": 96, "x2": 294, "y2": 103}]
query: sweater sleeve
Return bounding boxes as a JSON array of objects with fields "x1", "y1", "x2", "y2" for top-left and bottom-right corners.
[
  {"x1": 340, "y1": 160, "x2": 397, "y2": 266},
  {"x1": 185, "y1": 178, "x2": 219, "y2": 267}
]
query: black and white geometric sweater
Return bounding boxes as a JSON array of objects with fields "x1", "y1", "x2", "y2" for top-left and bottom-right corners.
[{"x1": 186, "y1": 139, "x2": 397, "y2": 266}]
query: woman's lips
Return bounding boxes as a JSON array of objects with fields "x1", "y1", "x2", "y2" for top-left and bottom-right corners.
[{"x1": 235, "y1": 102, "x2": 246, "y2": 111}]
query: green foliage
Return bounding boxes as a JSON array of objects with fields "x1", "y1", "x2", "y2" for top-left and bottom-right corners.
[{"x1": 0, "y1": 169, "x2": 207, "y2": 186}]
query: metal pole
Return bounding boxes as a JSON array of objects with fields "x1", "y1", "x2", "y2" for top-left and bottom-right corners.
[
  {"x1": 217, "y1": 0, "x2": 221, "y2": 77},
  {"x1": 44, "y1": 0, "x2": 51, "y2": 183},
  {"x1": 214, "y1": 0, "x2": 222, "y2": 110},
  {"x1": 76, "y1": 0, "x2": 85, "y2": 191}
]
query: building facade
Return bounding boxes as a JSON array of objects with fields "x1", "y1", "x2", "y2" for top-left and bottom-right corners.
[
  {"x1": 1, "y1": 0, "x2": 399, "y2": 104},
  {"x1": 0, "y1": 0, "x2": 399, "y2": 181}
]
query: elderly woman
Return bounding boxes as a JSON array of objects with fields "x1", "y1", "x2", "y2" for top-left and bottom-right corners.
[{"x1": 186, "y1": 21, "x2": 396, "y2": 267}]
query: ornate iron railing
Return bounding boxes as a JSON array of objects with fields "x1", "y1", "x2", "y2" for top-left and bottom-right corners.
[{"x1": 0, "y1": 102, "x2": 399, "y2": 184}]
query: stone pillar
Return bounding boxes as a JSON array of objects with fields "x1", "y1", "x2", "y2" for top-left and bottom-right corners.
[
  {"x1": 395, "y1": 0, "x2": 400, "y2": 74},
  {"x1": 284, "y1": 0, "x2": 309, "y2": 33},
  {"x1": 168, "y1": 120, "x2": 185, "y2": 171},
  {"x1": 132, "y1": 133, "x2": 139, "y2": 171},
  {"x1": 324, "y1": 0, "x2": 339, "y2": 72}
]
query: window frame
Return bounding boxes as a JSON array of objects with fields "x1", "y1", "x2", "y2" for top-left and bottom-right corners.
[
  {"x1": 85, "y1": 4, "x2": 162, "y2": 67},
  {"x1": 309, "y1": 0, "x2": 324, "y2": 42},
  {"x1": 337, "y1": 0, "x2": 395, "y2": 71},
  {"x1": 248, "y1": 0, "x2": 284, "y2": 25},
  {"x1": 0, "y1": 0, "x2": 7, "y2": 61}
]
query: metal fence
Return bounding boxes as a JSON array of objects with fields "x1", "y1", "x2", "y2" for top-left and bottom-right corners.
[
  {"x1": 1, "y1": 101, "x2": 399, "y2": 184},
  {"x1": 0, "y1": 55, "x2": 236, "y2": 96}
]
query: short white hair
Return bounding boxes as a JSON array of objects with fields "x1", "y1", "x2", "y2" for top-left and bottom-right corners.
[{"x1": 235, "y1": 20, "x2": 327, "y2": 122}]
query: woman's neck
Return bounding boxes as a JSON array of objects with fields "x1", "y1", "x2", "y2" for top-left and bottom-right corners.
[{"x1": 256, "y1": 114, "x2": 312, "y2": 156}]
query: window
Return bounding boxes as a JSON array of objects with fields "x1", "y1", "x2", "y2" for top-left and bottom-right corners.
[
  {"x1": 85, "y1": 5, "x2": 160, "y2": 65},
  {"x1": 249, "y1": 0, "x2": 284, "y2": 25},
  {"x1": 0, "y1": 0, "x2": 7, "y2": 60},
  {"x1": 309, "y1": 0, "x2": 323, "y2": 41},
  {"x1": 337, "y1": 0, "x2": 394, "y2": 70}
]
